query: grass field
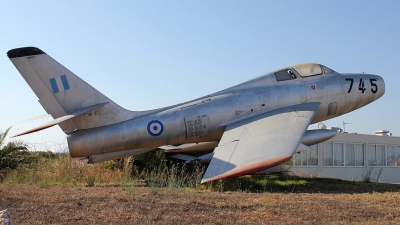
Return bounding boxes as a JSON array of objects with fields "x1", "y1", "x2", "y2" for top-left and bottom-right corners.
[
  {"x1": 1, "y1": 177, "x2": 400, "y2": 224},
  {"x1": 1, "y1": 154, "x2": 400, "y2": 224}
]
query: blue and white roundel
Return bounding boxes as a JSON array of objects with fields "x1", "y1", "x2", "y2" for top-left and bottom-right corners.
[{"x1": 147, "y1": 120, "x2": 164, "y2": 136}]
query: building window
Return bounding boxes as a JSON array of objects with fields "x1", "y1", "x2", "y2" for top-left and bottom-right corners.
[
  {"x1": 333, "y1": 143, "x2": 344, "y2": 166},
  {"x1": 387, "y1": 145, "x2": 400, "y2": 166},
  {"x1": 324, "y1": 143, "x2": 364, "y2": 167},
  {"x1": 323, "y1": 143, "x2": 345, "y2": 166},
  {"x1": 293, "y1": 144, "x2": 318, "y2": 166},
  {"x1": 368, "y1": 145, "x2": 386, "y2": 166},
  {"x1": 345, "y1": 144, "x2": 364, "y2": 166},
  {"x1": 323, "y1": 142, "x2": 333, "y2": 166}
]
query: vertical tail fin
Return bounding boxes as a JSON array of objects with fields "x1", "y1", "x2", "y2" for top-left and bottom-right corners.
[{"x1": 8, "y1": 47, "x2": 135, "y2": 133}]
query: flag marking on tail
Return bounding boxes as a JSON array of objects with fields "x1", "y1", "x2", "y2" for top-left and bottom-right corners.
[
  {"x1": 60, "y1": 75, "x2": 70, "y2": 90},
  {"x1": 49, "y1": 75, "x2": 70, "y2": 93},
  {"x1": 49, "y1": 78, "x2": 59, "y2": 93}
]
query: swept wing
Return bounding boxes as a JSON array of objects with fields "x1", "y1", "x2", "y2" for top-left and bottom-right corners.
[{"x1": 201, "y1": 102, "x2": 320, "y2": 183}]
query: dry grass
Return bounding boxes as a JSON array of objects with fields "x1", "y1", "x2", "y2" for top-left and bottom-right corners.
[
  {"x1": 1, "y1": 184, "x2": 400, "y2": 224},
  {"x1": 1, "y1": 154, "x2": 126, "y2": 187},
  {"x1": 1, "y1": 154, "x2": 400, "y2": 224}
]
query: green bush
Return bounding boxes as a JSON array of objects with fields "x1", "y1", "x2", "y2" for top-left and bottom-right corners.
[{"x1": 0, "y1": 127, "x2": 36, "y2": 174}]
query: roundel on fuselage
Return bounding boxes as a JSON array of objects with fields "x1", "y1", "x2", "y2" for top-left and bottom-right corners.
[{"x1": 147, "y1": 120, "x2": 164, "y2": 136}]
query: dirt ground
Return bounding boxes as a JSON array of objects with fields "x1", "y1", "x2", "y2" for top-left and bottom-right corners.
[{"x1": 1, "y1": 184, "x2": 400, "y2": 225}]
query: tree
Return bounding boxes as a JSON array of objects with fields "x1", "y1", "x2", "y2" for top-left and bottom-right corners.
[{"x1": 0, "y1": 127, "x2": 32, "y2": 170}]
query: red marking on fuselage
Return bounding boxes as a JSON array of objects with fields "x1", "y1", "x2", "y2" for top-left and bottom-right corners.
[{"x1": 309, "y1": 84, "x2": 316, "y2": 91}]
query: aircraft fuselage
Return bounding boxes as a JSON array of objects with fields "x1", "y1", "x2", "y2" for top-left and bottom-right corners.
[
  {"x1": 7, "y1": 47, "x2": 386, "y2": 181},
  {"x1": 67, "y1": 68, "x2": 384, "y2": 157}
]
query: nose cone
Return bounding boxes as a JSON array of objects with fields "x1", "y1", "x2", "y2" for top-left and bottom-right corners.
[
  {"x1": 342, "y1": 73, "x2": 385, "y2": 114},
  {"x1": 372, "y1": 75, "x2": 385, "y2": 101}
]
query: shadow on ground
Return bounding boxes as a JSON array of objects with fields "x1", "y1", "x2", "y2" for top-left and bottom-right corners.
[{"x1": 210, "y1": 175, "x2": 400, "y2": 194}]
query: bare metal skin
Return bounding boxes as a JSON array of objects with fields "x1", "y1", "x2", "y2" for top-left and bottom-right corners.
[
  {"x1": 8, "y1": 47, "x2": 384, "y2": 182},
  {"x1": 68, "y1": 69, "x2": 384, "y2": 156}
]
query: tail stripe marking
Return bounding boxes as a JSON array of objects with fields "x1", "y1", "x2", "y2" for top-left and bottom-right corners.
[
  {"x1": 49, "y1": 78, "x2": 59, "y2": 93},
  {"x1": 60, "y1": 75, "x2": 70, "y2": 90}
]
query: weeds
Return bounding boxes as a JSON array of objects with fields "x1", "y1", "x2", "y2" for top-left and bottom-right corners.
[
  {"x1": 122, "y1": 182, "x2": 136, "y2": 199},
  {"x1": 38, "y1": 176, "x2": 51, "y2": 188},
  {"x1": 166, "y1": 164, "x2": 185, "y2": 198},
  {"x1": 361, "y1": 167, "x2": 383, "y2": 183},
  {"x1": 236, "y1": 181, "x2": 251, "y2": 210},
  {"x1": 86, "y1": 176, "x2": 96, "y2": 187},
  {"x1": 149, "y1": 186, "x2": 158, "y2": 195},
  {"x1": 2, "y1": 153, "x2": 123, "y2": 187},
  {"x1": 125, "y1": 186, "x2": 136, "y2": 199},
  {"x1": 3, "y1": 148, "x2": 394, "y2": 196},
  {"x1": 1, "y1": 146, "x2": 209, "y2": 194},
  {"x1": 121, "y1": 172, "x2": 136, "y2": 199}
]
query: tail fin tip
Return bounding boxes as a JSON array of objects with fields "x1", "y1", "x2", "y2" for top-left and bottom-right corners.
[{"x1": 7, "y1": 47, "x2": 45, "y2": 59}]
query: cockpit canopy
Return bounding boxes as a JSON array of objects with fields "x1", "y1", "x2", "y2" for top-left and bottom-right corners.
[
  {"x1": 274, "y1": 63, "x2": 336, "y2": 82},
  {"x1": 291, "y1": 63, "x2": 336, "y2": 77}
]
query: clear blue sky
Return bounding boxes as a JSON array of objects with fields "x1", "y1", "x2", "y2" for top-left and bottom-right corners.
[{"x1": 1, "y1": 1, "x2": 399, "y2": 151}]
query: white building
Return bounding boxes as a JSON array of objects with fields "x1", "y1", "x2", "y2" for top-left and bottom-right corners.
[{"x1": 287, "y1": 131, "x2": 400, "y2": 183}]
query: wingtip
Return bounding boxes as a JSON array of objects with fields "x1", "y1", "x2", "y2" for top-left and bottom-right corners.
[
  {"x1": 200, "y1": 178, "x2": 211, "y2": 184},
  {"x1": 201, "y1": 175, "x2": 223, "y2": 184},
  {"x1": 201, "y1": 155, "x2": 293, "y2": 184}
]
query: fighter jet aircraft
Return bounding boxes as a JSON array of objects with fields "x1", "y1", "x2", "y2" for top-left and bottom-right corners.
[{"x1": 7, "y1": 47, "x2": 385, "y2": 183}]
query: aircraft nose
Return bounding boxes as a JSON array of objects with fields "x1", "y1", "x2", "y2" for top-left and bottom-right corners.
[
  {"x1": 371, "y1": 75, "x2": 385, "y2": 100},
  {"x1": 343, "y1": 73, "x2": 385, "y2": 114},
  {"x1": 379, "y1": 75, "x2": 385, "y2": 96}
]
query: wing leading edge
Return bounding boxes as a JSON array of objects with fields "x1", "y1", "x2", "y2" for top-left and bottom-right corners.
[{"x1": 201, "y1": 102, "x2": 320, "y2": 183}]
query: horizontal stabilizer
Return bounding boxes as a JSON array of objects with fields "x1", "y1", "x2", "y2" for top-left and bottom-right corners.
[
  {"x1": 159, "y1": 145, "x2": 184, "y2": 151},
  {"x1": 17, "y1": 114, "x2": 51, "y2": 124},
  {"x1": 169, "y1": 152, "x2": 214, "y2": 164},
  {"x1": 169, "y1": 154, "x2": 196, "y2": 164},
  {"x1": 295, "y1": 143, "x2": 313, "y2": 153},
  {"x1": 12, "y1": 102, "x2": 109, "y2": 137},
  {"x1": 159, "y1": 141, "x2": 218, "y2": 153}
]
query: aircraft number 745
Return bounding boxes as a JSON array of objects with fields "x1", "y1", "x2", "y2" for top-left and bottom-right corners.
[{"x1": 345, "y1": 78, "x2": 378, "y2": 94}]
